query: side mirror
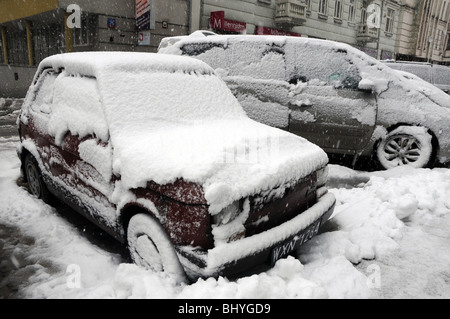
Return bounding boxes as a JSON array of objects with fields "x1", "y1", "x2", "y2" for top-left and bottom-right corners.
[{"x1": 358, "y1": 79, "x2": 375, "y2": 93}]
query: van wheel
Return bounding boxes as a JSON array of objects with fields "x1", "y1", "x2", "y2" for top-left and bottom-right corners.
[
  {"x1": 24, "y1": 154, "x2": 51, "y2": 202},
  {"x1": 127, "y1": 213, "x2": 186, "y2": 284},
  {"x1": 376, "y1": 126, "x2": 434, "y2": 169}
]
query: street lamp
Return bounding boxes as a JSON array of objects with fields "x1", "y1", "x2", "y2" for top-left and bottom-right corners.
[
  {"x1": 376, "y1": 0, "x2": 385, "y2": 60},
  {"x1": 427, "y1": 36, "x2": 433, "y2": 63}
]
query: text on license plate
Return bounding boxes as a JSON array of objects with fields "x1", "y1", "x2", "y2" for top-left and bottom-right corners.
[{"x1": 270, "y1": 219, "x2": 322, "y2": 266}]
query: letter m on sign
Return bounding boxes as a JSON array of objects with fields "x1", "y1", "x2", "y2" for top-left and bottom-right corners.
[{"x1": 210, "y1": 11, "x2": 224, "y2": 30}]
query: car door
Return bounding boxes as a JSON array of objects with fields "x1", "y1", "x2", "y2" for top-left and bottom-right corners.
[
  {"x1": 48, "y1": 72, "x2": 117, "y2": 226},
  {"x1": 286, "y1": 42, "x2": 377, "y2": 154},
  {"x1": 225, "y1": 39, "x2": 291, "y2": 130}
]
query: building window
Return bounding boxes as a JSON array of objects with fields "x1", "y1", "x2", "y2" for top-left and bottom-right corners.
[
  {"x1": 73, "y1": 14, "x2": 92, "y2": 47},
  {"x1": 445, "y1": 1, "x2": 450, "y2": 21},
  {"x1": 436, "y1": 29, "x2": 445, "y2": 50},
  {"x1": 348, "y1": 0, "x2": 356, "y2": 22},
  {"x1": 305, "y1": 0, "x2": 312, "y2": 12},
  {"x1": 334, "y1": 0, "x2": 343, "y2": 19},
  {"x1": 319, "y1": 0, "x2": 328, "y2": 16},
  {"x1": 0, "y1": 35, "x2": 4, "y2": 64},
  {"x1": 6, "y1": 28, "x2": 28, "y2": 66},
  {"x1": 33, "y1": 24, "x2": 65, "y2": 65},
  {"x1": 440, "y1": 1, "x2": 448, "y2": 21},
  {"x1": 360, "y1": 7, "x2": 367, "y2": 24},
  {"x1": 385, "y1": 8, "x2": 394, "y2": 34}
]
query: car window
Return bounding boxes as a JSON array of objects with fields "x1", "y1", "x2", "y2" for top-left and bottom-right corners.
[
  {"x1": 31, "y1": 70, "x2": 58, "y2": 115},
  {"x1": 433, "y1": 67, "x2": 450, "y2": 85},
  {"x1": 181, "y1": 41, "x2": 230, "y2": 70},
  {"x1": 50, "y1": 73, "x2": 109, "y2": 144},
  {"x1": 290, "y1": 44, "x2": 361, "y2": 90},
  {"x1": 182, "y1": 38, "x2": 287, "y2": 81},
  {"x1": 403, "y1": 65, "x2": 431, "y2": 82},
  {"x1": 182, "y1": 42, "x2": 225, "y2": 56},
  {"x1": 230, "y1": 43, "x2": 286, "y2": 80}
]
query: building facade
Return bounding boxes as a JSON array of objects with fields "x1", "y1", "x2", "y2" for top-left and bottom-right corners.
[
  {"x1": 395, "y1": 0, "x2": 449, "y2": 64},
  {"x1": 191, "y1": 0, "x2": 402, "y2": 60},
  {"x1": 0, "y1": 0, "x2": 190, "y2": 97},
  {"x1": 414, "y1": 0, "x2": 450, "y2": 63},
  {"x1": 1, "y1": 0, "x2": 448, "y2": 97},
  {"x1": 190, "y1": 0, "x2": 449, "y2": 63}
]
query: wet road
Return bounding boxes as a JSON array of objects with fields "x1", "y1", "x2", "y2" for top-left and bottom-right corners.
[
  {"x1": 0, "y1": 98, "x2": 128, "y2": 298},
  {"x1": 0, "y1": 99, "x2": 22, "y2": 138}
]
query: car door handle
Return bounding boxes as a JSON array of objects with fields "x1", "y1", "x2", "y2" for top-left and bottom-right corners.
[{"x1": 289, "y1": 100, "x2": 313, "y2": 108}]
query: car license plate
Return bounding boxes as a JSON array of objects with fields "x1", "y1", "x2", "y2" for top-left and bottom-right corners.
[{"x1": 270, "y1": 218, "x2": 322, "y2": 266}]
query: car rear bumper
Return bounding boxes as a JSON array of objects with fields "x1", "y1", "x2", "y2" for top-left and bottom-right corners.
[{"x1": 177, "y1": 191, "x2": 336, "y2": 280}]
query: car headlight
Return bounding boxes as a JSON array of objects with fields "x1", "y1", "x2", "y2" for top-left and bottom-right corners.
[
  {"x1": 213, "y1": 200, "x2": 241, "y2": 226},
  {"x1": 317, "y1": 165, "x2": 329, "y2": 188}
]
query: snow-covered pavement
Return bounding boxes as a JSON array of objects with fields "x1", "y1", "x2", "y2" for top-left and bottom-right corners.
[{"x1": 0, "y1": 135, "x2": 449, "y2": 299}]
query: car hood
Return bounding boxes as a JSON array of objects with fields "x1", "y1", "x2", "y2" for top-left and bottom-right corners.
[
  {"x1": 391, "y1": 70, "x2": 450, "y2": 108},
  {"x1": 109, "y1": 119, "x2": 328, "y2": 214}
]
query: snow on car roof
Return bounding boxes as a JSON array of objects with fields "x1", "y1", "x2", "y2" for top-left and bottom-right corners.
[
  {"x1": 160, "y1": 33, "x2": 390, "y2": 91},
  {"x1": 160, "y1": 33, "x2": 450, "y2": 106},
  {"x1": 38, "y1": 51, "x2": 215, "y2": 77}
]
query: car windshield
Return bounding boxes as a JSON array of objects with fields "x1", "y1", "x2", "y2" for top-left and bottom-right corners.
[
  {"x1": 96, "y1": 70, "x2": 246, "y2": 134},
  {"x1": 402, "y1": 65, "x2": 431, "y2": 82},
  {"x1": 434, "y1": 67, "x2": 450, "y2": 85}
]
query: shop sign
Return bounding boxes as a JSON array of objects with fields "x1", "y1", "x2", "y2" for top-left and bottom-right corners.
[
  {"x1": 210, "y1": 11, "x2": 246, "y2": 34},
  {"x1": 107, "y1": 18, "x2": 116, "y2": 29},
  {"x1": 138, "y1": 31, "x2": 151, "y2": 46},
  {"x1": 256, "y1": 26, "x2": 301, "y2": 37},
  {"x1": 136, "y1": 0, "x2": 151, "y2": 30}
]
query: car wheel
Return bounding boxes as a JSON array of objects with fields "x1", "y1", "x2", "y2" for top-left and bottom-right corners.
[
  {"x1": 376, "y1": 126, "x2": 434, "y2": 169},
  {"x1": 127, "y1": 213, "x2": 186, "y2": 284},
  {"x1": 24, "y1": 153, "x2": 51, "y2": 202}
]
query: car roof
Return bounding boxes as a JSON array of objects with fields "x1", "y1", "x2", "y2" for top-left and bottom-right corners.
[
  {"x1": 38, "y1": 51, "x2": 214, "y2": 78},
  {"x1": 159, "y1": 32, "x2": 382, "y2": 66},
  {"x1": 162, "y1": 32, "x2": 354, "y2": 51},
  {"x1": 383, "y1": 60, "x2": 450, "y2": 70}
]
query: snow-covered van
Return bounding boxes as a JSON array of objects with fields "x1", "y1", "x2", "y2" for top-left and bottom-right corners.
[
  {"x1": 17, "y1": 52, "x2": 335, "y2": 282},
  {"x1": 382, "y1": 60, "x2": 450, "y2": 95},
  {"x1": 159, "y1": 32, "x2": 450, "y2": 169}
]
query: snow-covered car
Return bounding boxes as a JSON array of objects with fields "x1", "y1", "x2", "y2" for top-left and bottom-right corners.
[
  {"x1": 159, "y1": 32, "x2": 450, "y2": 170},
  {"x1": 382, "y1": 60, "x2": 450, "y2": 94},
  {"x1": 17, "y1": 52, "x2": 335, "y2": 282}
]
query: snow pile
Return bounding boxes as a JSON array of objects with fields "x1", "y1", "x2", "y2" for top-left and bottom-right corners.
[{"x1": 1, "y1": 136, "x2": 449, "y2": 298}]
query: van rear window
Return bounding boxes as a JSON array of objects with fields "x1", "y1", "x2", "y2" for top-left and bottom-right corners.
[
  {"x1": 434, "y1": 68, "x2": 450, "y2": 85},
  {"x1": 182, "y1": 42, "x2": 225, "y2": 56}
]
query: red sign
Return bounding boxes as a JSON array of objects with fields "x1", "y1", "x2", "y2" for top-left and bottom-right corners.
[
  {"x1": 136, "y1": 0, "x2": 151, "y2": 30},
  {"x1": 256, "y1": 26, "x2": 301, "y2": 37},
  {"x1": 210, "y1": 11, "x2": 246, "y2": 34}
]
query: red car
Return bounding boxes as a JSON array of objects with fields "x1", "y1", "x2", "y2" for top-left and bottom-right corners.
[{"x1": 18, "y1": 52, "x2": 335, "y2": 283}]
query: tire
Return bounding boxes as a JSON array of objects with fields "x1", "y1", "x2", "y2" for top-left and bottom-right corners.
[
  {"x1": 24, "y1": 153, "x2": 51, "y2": 202},
  {"x1": 127, "y1": 213, "x2": 186, "y2": 284},
  {"x1": 376, "y1": 126, "x2": 435, "y2": 169}
]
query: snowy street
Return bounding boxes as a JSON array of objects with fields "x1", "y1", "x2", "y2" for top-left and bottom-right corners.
[
  {"x1": 1, "y1": 0, "x2": 450, "y2": 302},
  {"x1": 1, "y1": 129, "x2": 449, "y2": 299}
]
